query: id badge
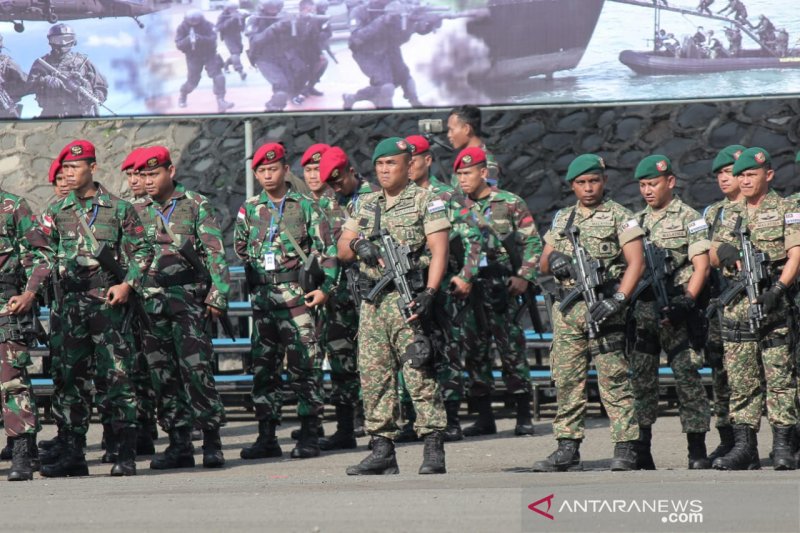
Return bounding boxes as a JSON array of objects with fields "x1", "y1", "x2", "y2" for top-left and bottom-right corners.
[
  {"x1": 263, "y1": 253, "x2": 277, "y2": 271},
  {"x1": 479, "y1": 254, "x2": 488, "y2": 268}
]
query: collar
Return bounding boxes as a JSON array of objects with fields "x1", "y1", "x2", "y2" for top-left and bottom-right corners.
[
  {"x1": 62, "y1": 182, "x2": 112, "y2": 209},
  {"x1": 257, "y1": 186, "x2": 299, "y2": 206},
  {"x1": 142, "y1": 181, "x2": 188, "y2": 207},
  {"x1": 575, "y1": 197, "x2": 611, "y2": 218}
]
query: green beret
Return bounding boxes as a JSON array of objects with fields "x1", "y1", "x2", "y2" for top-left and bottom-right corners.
[
  {"x1": 372, "y1": 137, "x2": 411, "y2": 165},
  {"x1": 711, "y1": 145, "x2": 746, "y2": 173},
  {"x1": 566, "y1": 154, "x2": 605, "y2": 182},
  {"x1": 732, "y1": 147, "x2": 771, "y2": 175},
  {"x1": 635, "y1": 155, "x2": 672, "y2": 180}
]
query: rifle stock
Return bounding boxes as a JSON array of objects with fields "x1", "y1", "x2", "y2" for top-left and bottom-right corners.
[
  {"x1": 178, "y1": 240, "x2": 236, "y2": 340},
  {"x1": 94, "y1": 243, "x2": 151, "y2": 330}
]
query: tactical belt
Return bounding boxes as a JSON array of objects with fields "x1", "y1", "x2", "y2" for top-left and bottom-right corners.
[
  {"x1": 61, "y1": 274, "x2": 110, "y2": 293},
  {"x1": 0, "y1": 315, "x2": 14, "y2": 327},
  {"x1": 145, "y1": 269, "x2": 198, "y2": 288},
  {"x1": 248, "y1": 270, "x2": 299, "y2": 287},
  {"x1": 355, "y1": 277, "x2": 394, "y2": 300},
  {"x1": 720, "y1": 317, "x2": 788, "y2": 348}
]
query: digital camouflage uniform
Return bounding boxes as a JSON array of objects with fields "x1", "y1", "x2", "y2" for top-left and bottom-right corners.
[
  {"x1": 42, "y1": 183, "x2": 152, "y2": 435},
  {"x1": 711, "y1": 189, "x2": 800, "y2": 431},
  {"x1": 234, "y1": 187, "x2": 339, "y2": 422},
  {"x1": 343, "y1": 180, "x2": 449, "y2": 439},
  {"x1": 135, "y1": 182, "x2": 229, "y2": 432},
  {"x1": 630, "y1": 196, "x2": 711, "y2": 433},
  {"x1": 545, "y1": 199, "x2": 642, "y2": 443},
  {"x1": 785, "y1": 191, "x2": 800, "y2": 401}
]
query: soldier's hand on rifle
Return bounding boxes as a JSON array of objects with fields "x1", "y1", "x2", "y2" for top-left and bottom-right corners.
[
  {"x1": 548, "y1": 251, "x2": 575, "y2": 281},
  {"x1": 407, "y1": 287, "x2": 436, "y2": 322},
  {"x1": 43, "y1": 75, "x2": 64, "y2": 90},
  {"x1": 304, "y1": 289, "x2": 329, "y2": 308},
  {"x1": 8, "y1": 290, "x2": 36, "y2": 315},
  {"x1": 350, "y1": 238, "x2": 381, "y2": 267},
  {"x1": 507, "y1": 276, "x2": 528, "y2": 296},
  {"x1": 206, "y1": 305, "x2": 223, "y2": 320},
  {"x1": 665, "y1": 293, "x2": 695, "y2": 325},
  {"x1": 756, "y1": 281, "x2": 787, "y2": 313},
  {"x1": 589, "y1": 294, "x2": 626, "y2": 324},
  {"x1": 107, "y1": 282, "x2": 132, "y2": 306},
  {"x1": 716, "y1": 243, "x2": 740, "y2": 270},
  {"x1": 449, "y1": 276, "x2": 471, "y2": 299}
]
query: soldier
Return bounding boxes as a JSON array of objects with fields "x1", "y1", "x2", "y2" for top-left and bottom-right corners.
[
  {"x1": 628, "y1": 155, "x2": 712, "y2": 470},
  {"x1": 216, "y1": 1, "x2": 248, "y2": 81},
  {"x1": 533, "y1": 154, "x2": 644, "y2": 472},
  {"x1": 40, "y1": 140, "x2": 153, "y2": 478},
  {"x1": 454, "y1": 147, "x2": 539, "y2": 438},
  {"x1": 703, "y1": 145, "x2": 745, "y2": 463},
  {"x1": 50, "y1": 158, "x2": 69, "y2": 199},
  {"x1": 129, "y1": 146, "x2": 229, "y2": 470},
  {"x1": 338, "y1": 137, "x2": 450, "y2": 475},
  {"x1": 711, "y1": 148, "x2": 800, "y2": 471},
  {"x1": 0, "y1": 34, "x2": 29, "y2": 119},
  {"x1": 697, "y1": 0, "x2": 714, "y2": 15},
  {"x1": 447, "y1": 105, "x2": 501, "y2": 187},
  {"x1": 753, "y1": 14, "x2": 776, "y2": 45},
  {"x1": 294, "y1": 0, "x2": 332, "y2": 100},
  {"x1": 724, "y1": 27, "x2": 743, "y2": 57},
  {"x1": 301, "y1": 143, "x2": 331, "y2": 203},
  {"x1": 27, "y1": 24, "x2": 108, "y2": 118},
  {"x1": 235, "y1": 142, "x2": 339, "y2": 460},
  {"x1": 175, "y1": 10, "x2": 234, "y2": 113}
]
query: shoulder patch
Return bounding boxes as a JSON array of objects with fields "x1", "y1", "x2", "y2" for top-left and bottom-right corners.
[
  {"x1": 237, "y1": 206, "x2": 246, "y2": 220},
  {"x1": 688, "y1": 218, "x2": 709, "y2": 234},
  {"x1": 621, "y1": 219, "x2": 639, "y2": 230},
  {"x1": 427, "y1": 199, "x2": 446, "y2": 214},
  {"x1": 785, "y1": 213, "x2": 800, "y2": 225}
]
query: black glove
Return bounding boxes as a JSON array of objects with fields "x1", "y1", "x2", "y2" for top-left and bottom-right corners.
[
  {"x1": 756, "y1": 281, "x2": 787, "y2": 314},
  {"x1": 716, "y1": 243, "x2": 740, "y2": 269},
  {"x1": 548, "y1": 250, "x2": 574, "y2": 281},
  {"x1": 43, "y1": 75, "x2": 64, "y2": 91},
  {"x1": 409, "y1": 287, "x2": 436, "y2": 318},
  {"x1": 589, "y1": 297, "x2": 625, "y2": 323},
  {"x1": 666, "y1": 293, "x2": 695, "y2": 325},
  {"x1": 350, "y1": 238, "x2": 380, "y2": 267}
]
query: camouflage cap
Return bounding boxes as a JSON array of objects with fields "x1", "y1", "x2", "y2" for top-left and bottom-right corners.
[
  {"x1": 634, "y1": 154, "x2": 672, "y2": 180},
  {"x1": 371, "y1": 137, "x2": 411, "y2": 165},
  {"x1": 711, "y1": 144, "x2": 746, "y2": 173},
  {"x1": 134, "y1": 146, "x2": 172, "y2": 171},
  {"x1": 566, "y1": 154, "x2": 605, "y2": 182},
  {"x1": 60, "y1": 139, "x2": 96, "y2": 162},
  {"x1": 301, "y1": 143, "x2": 330, "y2": 167},
  {"x1": 453, "y1": 146, "x2": 486, "y2": 171},
  {"x1": 252, "y1": 142, "x2": 285, "y2": 169},
  {"x1": 120, "y1": 147, "x2": 146, "y2": 171},
  {"x1": 319, "y1": 146, "x2": 349, "y2": 183},
  {"x1": 48, "y1": 159, "x2": 61, "y2": 184},
  {"x1": 405, "y1": 135, "x2": 431, "y2": 155},
  {"x1": 732, "y1": 147, "x2": 771, "y2": 175}
]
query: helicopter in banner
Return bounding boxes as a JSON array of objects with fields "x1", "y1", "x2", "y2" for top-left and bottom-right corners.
[{"x1": 0, "y1": 0, "x2": 172, "y2": 33}]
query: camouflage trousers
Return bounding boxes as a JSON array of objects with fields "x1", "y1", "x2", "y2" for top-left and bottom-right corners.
[
  {"x1": 628, "y1": 300, "x2": 710, "y2": 433},
  {"x1": 319, "y1": 286, "x2": 360, "y2": 407},
  {"x1": 143, "y1": 290, "x2": 226, "y2": 431},
  {"x1": 0, "y1": 333, "x2": 38, "y2": 437},
  {"x1": 551, "y1": 301, "x2": 639, "y2": 442},
  {"x1": 359, "y1": 291, "x2": 446, "y2": 439},
  {"x1": 706, "y1": 313, "x2": 731, "y2": 428},
  {"x1": 59, "y1": 292, "x2": 137, "y2": 435},
  {"x1": 249, "y1": 287, "x2": 324, "y2": 421},
  {"x1": 130, "y1": 327, "x2": 157, "y2": 428},
  {"x1": 722, "y1": 296, "x2": 796, "y2": 430},
  {"x1": 47, "y1": 308, "x2": 66, "y2": 428}
]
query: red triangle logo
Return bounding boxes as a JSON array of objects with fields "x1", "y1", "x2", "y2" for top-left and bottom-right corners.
[{"x1": 528, "y1": 494, "x2": 555, "y2": 520}]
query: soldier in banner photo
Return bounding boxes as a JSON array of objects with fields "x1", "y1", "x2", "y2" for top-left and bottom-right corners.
[
  {"x1": 27, "y1": 24, "x2": 108, "y2": 119},
  {"x1": 175, "y1": 10, "x2": 234, "y2": 113},
  {"x1": 216, "y1": 1, "x2": 248, "y2": 81},
  {"x1": 0, "y1": 35, "x2": 28, "y2": 119}
]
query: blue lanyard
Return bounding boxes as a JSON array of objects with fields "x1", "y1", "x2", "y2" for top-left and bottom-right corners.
[
  {"x1": 86, "y1": 203, "x2": 99, "y2": 227},
  {"x1": 156, "y1": 199, "x2": 177, "y2": 226},
  {"x1": 267, "y1": 196, "x2": 286, "y2": 243},
  {"x1": 352, "y1": 192, "x2": 361, "y2": 214}
]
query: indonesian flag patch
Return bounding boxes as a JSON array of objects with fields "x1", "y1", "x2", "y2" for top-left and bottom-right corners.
[{"x1": 237, "y1": 206, "x2": 246, "y2": 220}]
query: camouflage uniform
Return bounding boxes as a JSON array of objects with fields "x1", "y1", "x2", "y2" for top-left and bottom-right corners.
[
  {"x1": 629, "y1": 196, "x2": 711, "y2": 433},
  {"x1": 135, "y1": 182, "x2": 229, "y2": 432},
  {"x1": 545, "y1": 199, "x2": 642, "y2": 443},
  {"x1": 27, "y1": 50, "x2": 108, "y2": 118},
  {"x1": 342, "y1": 180, "x2": 449, "y2": 439}
]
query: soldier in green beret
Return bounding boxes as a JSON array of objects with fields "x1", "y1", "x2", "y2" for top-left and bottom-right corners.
[
  {"x1": 710, "y1": 147, "x2": 800, "y2": 470},
  {"x1": 628, "y1": 155, "x2": 712, "y2": 470},
  {"x1": 534, "y1": 154, "x2": 645, "y2": 472}
]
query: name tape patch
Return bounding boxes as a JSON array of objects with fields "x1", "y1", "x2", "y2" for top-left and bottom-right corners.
[{"x1": 688, "y1": 218, "x2": 709, "y2": 234}]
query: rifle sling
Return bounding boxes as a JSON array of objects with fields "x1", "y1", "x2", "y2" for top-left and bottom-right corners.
[
  {"x1": 267, "y1": 205, "x2": 309, "y2": 263},
  {"x1": 73, "y1": 203, "x2": 101, "y2": 252}
]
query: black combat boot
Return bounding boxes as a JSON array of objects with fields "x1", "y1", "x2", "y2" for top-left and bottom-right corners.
[
  {"x1": 39, "y1": 427, "x2": 65, "y2": 451},
  {"x1": 8, "y1": 435, "x2": 34, "y2": 481},
  {"x1": 395, "y1": 402, "x2": 418, "y2": 443},
  {"x1": 353, "y1": 402, "x2": 366, "y2": 438},
  {"x1": 708, "y1": 425, "x2": 735, "y2": 462},
  {"x1": 514, "y1": 393, "x2": 535, "y2": 436},
  {"x1": 110, "y1": 428, "x2": 138, "y2": 476},
  {"x1": 291, "y1": 424, "x2": 324, "y2": 440},
  {"x1": 291, "y1": 417, "x2": 321, "y2": 459},
  {"x1": 0, "y1": 436, "x2": 12, "y2": 460},
  {"x1": 39, "y1": 432, "x2": 65, "y2": 466},
  {"x1": 346, "y1": 436, "x2": 399, "y2": 475},
  {"x1": 771, "y1": 425, "x2": 797, "y2": 471},
  {"x1": 150, "y1": 426, "x2": 195, "y2": 470},
  {"x1": 136, "y1": 424, "x2": 156, "y2": 456},
  {"x1": 241, "y1": 419, "x2": 282, "y2": 459},
  {"x1": 687, "y1": 432, "x2": 711, "y2": 469},
  {"x1": 100, "y1": 423, "x2": 118, "y2": 464},
  {"x1": 443, "y1": 400, "x2": 463, "y2": 442},
  {"x1": 532, "y1": 439, "x2": 582, "y2": 472},
  {"x1": 319, "y1": 404, "x2": 357, "y2": 451},
  {"x1": 202, "y1": 428, "x2": 225, "y2": 468},
  {"x1": 40, "y1": 432, "x2": 89, "y2": 478},
  {"x1": 463, "y1": 396, "x2": 496, "y2": 437},
  {"x1": 29, "y1": 434, "x2": 39, "y2": 472},
  {"x1": 634, "y1": 426, "x2": 656, "y2": 470},
  {"x1": 610, "y1": 441, "x2": 638, "y2": 471},
  {"x1": 712, "y1": 424, "x2": 760, "y2": 470},
  {"x1": 418, "y1": 431, "x2": 446, "y2": 474}
]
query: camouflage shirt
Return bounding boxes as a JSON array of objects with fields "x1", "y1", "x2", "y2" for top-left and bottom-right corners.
[
  {"x1": 133, "y1": 182, "x2": 231, "y2": 310},
  {"x1": 0, "y1": 191, "x2": 52, "y2": 299},
  {"x1": 465, "y1": 187, "x2": 541, "y2": 283},
  {"x1": 42, "y1": 182, "x2": 153, "y2": 295},
  {"x1": 545, "y1": 198, "x2": 644, "y2": 284},
  {"x1": 28, "y1": 51, "x2": 108, "y2": 118},
  {"x1": 314, "y1": 187, "x2": 346, "y2": 242},
  {"x1": 337, "y1": 177, "x2": 381, "y2": 219},
  {"x1": 637, "y1": 196, "x2": 710, "y2": 287},
  {"x1": 343, "y1": 180, "x2": 451, "y2": 281}
]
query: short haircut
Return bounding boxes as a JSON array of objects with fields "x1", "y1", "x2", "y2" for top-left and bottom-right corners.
[{"x1": 449, "y1": 105, "x2": 482, "y2": 137}]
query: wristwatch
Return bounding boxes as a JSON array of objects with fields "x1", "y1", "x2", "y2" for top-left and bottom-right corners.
[{"x1": 612, "y1": 291, "x2": 627, "y2": 304}]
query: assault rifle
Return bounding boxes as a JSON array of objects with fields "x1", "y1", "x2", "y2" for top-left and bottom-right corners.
[
  {"x1": 344, "y1": 265, "x2": 362, "y2": 310},
  {"x1": 503, "y1": 233, "x2": 546, "y2": 334},
  {"x1": 364, "y1": 229, "x2": 415, "y2": 320},
  {"x1": 94, "y1": 243, "x2": 151, "y2": 332},
  {"x1": 368, "y1": 4, "x2": 488, "y2": 32},
  {"x1": 559, "y1": 225, "x2": 604, "y2": 339},
  {"x1": 630, "y1": 232, "x2": 674, "y2": 319},
  {"x1": 34, "y1": 58, "x2": 116, "y2": 116}
]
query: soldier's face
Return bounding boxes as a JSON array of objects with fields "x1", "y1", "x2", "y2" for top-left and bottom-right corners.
[
  {"x1": 408, "y1": 153, "x2": 431, "y2": 183},
  {"x1": 737, "y1": 167, "x2": 773, "y2": 199},
  {"x1": 638, "y1": 175, "x2": 674, "y2": 209},
  {"x1": 716, "y1": 165, "x2": 739, "y2": 196},
  {"x1": 447, "y1": 115, "x2": 470, "y2": 150},
  {"x1": 375, "y1": 154, "x2": 410, "y2": 191},
  {"x1": 53, "y1": 173, "x2": 69, "y2": 199},
  {"x1": 126, "y1": 169, "x2": 146, "y2": 197},
  {"x1": 255, "y1": 161, "x2": 288, "y2": 192},
  {"x1": 303, "y1": 163, "x2": 326, "y2": 194},
  {"x1": 142, "y1": 165, "x2": 176, "y2": 200},
  {"x1": 571, "y1": 174, "x2": 606, "y2": 207},
  {"x1": 61, "y1": 160, "x2": 95, "y2": 191},
  {"x1": 328, "y1": 168, "x2": 354, "y2": 195},
  {"x1": 456, "y1": 165, "x2": 488, "y2": 196}
]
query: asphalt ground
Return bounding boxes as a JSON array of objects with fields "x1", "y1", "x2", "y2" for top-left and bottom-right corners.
[{"x1": 2, "y1": 405, "x2": 799, "y2": 533}]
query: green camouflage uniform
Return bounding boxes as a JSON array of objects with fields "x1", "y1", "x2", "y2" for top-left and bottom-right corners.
[
  {"x1": 545, "y1": 199, "x2": 642, "y2": 443},
  {"x1": 42, "y1": 182, "x2": 153, "y2": 435},
  {"x1": 234, "y1": 187, "x2": 339, "y2": 422},
  {"x1": 0, "y1": 192, "x2": 51, "y2": 437},
  {"x1": 135, "y1": 182, "x2": 229, "y2": 431},
  {"x1": 343, "y1": 180, "x2": 449, "y2": 439},
  {"x1": 629, "y1": 196, "x2": 711, "y2": 433},
  {"x1": 462, "y1": 186, "x2": 540, "y2": 399},
  {"x1": 711, "y1": 190, "x2": 800, "y2": 430}
]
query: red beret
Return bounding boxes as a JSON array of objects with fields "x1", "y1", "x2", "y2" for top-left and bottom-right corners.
[
  {"x1": 301, "y1": 143, "x2": 330, "y2": 167},
  {"x1": 134, "y1": 146, "x2": 172, "y2": 171},
  {"x1": 120, "y1": 147, "x2": 146, "y2": 171},
  {"x1": 48, "y1": 159, "x2": 62, "y2": 184},
  {"x1": 453, "y1": 146, "x2": 487, "y2": 171},
  {"x1": 319, "y1": 146, "x2": 350, "y2": 183},
  {"x1": 405, "y1": 135, "x2": 430, "y2": 155},
  {"x1": 252, "y1": 142, "x2": 285, "y2": 170},
  {"x1": 60, "y1": 140, "x2": 96, "y2": 162}
]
